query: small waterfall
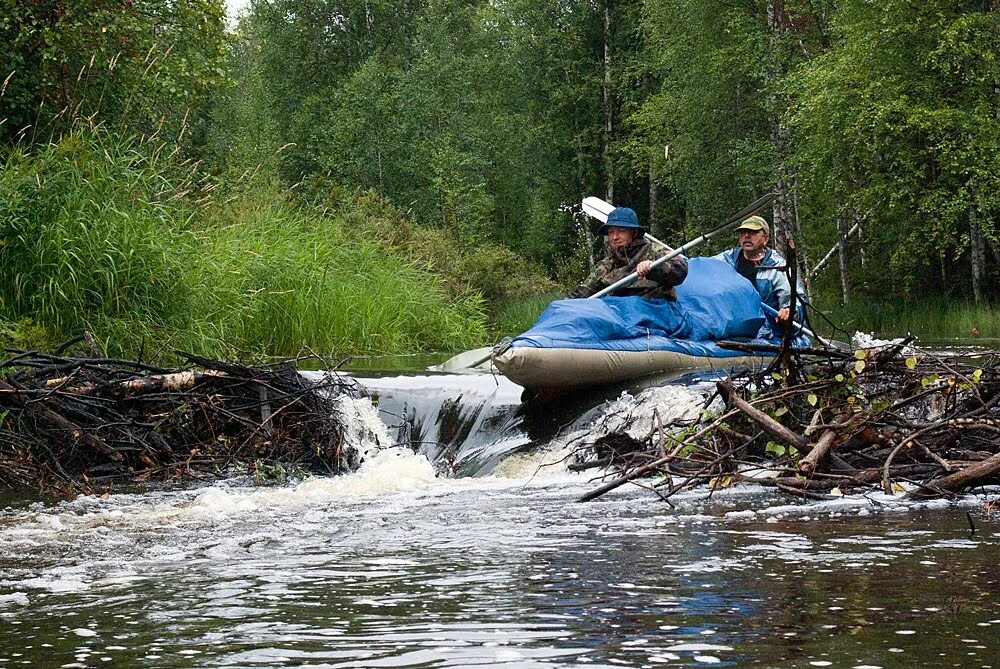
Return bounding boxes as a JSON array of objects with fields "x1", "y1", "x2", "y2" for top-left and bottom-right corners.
[
  {"x1": 352, "y1": 369, "x2": 722, "y2": 478},
  {"x1": 358, "y1": 373, "x2": 529, "y2": 476}
]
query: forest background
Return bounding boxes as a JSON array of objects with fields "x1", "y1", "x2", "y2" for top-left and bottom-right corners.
[{"x1": 1, "y1": 0, "x2": 998, "y2": 362}]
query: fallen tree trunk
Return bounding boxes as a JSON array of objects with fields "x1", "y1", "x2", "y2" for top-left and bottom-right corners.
[
  {"x1": 908, "y1": 450, "x2": 1000, "y2": 499},
  {"x1": 717, "y1": 378, "x2": 808, "y2": 452}
]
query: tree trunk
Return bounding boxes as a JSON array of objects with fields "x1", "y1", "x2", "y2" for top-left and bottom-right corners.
[
  {"x1": 573, "y1": 112, "x2": 595, "y2": 272},
  {"x1": 836, "y1": 191, "x2": 852, "y2": 305},
  {"x1": 790, "y1": 169, "x2": 811, "y2": 295},
  {"x1": 856, "y1": 213, "x2": 867, "y2": 274},
  {"x1": 767, "y1": 0, "x2": 792, "y2": 250},
  {"x1": 970, "y1": 207, "x2": 984, "y2": 304},
  {"x1": 649, "y1": 150, "x2": 658, "y2": 234},
  {"x1": 603, "y1": 0, "x2": 614, "y2": 202}
]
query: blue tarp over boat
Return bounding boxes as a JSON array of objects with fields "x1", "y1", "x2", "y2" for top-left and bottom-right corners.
[
  {"x1": 511, "y1": 257, "x2": 805, "y2": 357},
  {"x1": 492, "y1": 257, "x2": 810, "y2": 388}
]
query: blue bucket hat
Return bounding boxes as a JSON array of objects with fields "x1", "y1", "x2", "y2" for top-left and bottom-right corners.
[{"x1": 597, "y1": 207, "x2": 645, "y2": 235}]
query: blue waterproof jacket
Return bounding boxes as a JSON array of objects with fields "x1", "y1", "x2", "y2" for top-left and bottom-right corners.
[{"x1": 712, "y1": 247, "x2": 809, "y2": 328}]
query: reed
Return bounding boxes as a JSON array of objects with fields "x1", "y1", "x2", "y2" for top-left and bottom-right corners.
[
  {"x1": 487, "y1": 292, "x2": 562, "y2": 340},
  {"x1": 192, "y1": 200, "x2": 487, "y2": 356}
]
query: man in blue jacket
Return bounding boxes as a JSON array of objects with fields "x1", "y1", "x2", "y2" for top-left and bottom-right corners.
[{"x1": 712, "y1": 215, "x2": 807, "y2": 325}]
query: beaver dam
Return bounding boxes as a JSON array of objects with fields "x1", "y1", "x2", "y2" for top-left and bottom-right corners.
[
  {"x1": 0, "y1": 345, "x2": 377, "y2": 495},
  {"x1": 573, "y1": 338, "x2": 999, "y2": 505},
  {"x1": 2, "y1": 336, "x2": 999, "y2": 669},
  {"x1": 0, "y1": 336, "x2": 997, "y2": 506}
]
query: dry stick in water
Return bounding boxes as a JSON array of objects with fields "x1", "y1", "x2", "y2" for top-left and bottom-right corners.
[
  {"x1": 907, "y1": 423, "x2": 1000, "y2": 498},
  {"x1": 768, "y1": 239, "x2": 800, "y2": 381},
  {"x1": 799, "y1": 412, "x2": 855, "y2": 475}
]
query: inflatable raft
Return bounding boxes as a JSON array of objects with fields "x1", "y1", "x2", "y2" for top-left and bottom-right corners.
[{"x1": 492, "y1": 257, "x2": 803, "y2": 390}]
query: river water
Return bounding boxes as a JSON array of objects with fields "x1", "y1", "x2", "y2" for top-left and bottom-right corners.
[{"x1": 1, "y1": 361, "x2": 997, "y2": 668}]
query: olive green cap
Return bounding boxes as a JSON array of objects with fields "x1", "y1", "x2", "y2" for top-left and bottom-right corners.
[{"x1": 735, "y1": 215, "x2": 770, "y2": 235}]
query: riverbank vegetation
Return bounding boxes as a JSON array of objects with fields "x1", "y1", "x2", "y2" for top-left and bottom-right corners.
[
  {"x1": 821, "y1": 300, "x2": 1000, "y2": 344},
  {"x1": 0, "y1": 132, "x2": 487, "y2": 359},
  {"x1": 2, "y1": 0, "x2": 997, "y2": 358}
]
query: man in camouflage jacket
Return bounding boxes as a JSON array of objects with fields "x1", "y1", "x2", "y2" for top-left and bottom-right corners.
[{"x1": 569, "y1": 207, "x2": 688, "y2": 300}]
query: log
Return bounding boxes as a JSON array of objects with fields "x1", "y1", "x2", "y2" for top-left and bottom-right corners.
[
  {"x1": 800, "y1": 412, "x2": 854, "y2": 475},
  {"x1": 717, "y1": 378, "x2": 808, "y2": 452},
  {"x1": 717, "y1": 341, "x2": 848, "y2": 358},
  {"x1": 908, "y1": 451, "x2": 1000, "y2": 499},
  {"x1": 44, "y1": 369, "x2": 226, "y2": 394}
]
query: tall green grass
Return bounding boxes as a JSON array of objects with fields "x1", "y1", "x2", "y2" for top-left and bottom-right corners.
[
  {"x1": 814, "y1": 298, "x2": 999, "y2": 342},
  {"x1": 0, "y1": 133, "x2": 199, "y2": 353},
  {"x1": 0, "y1": 130, "x2": 487, "y2": 359},
  {"x1": 191, "y1": 201, "x2": 487, "y2": 356},
  {"x1": 487, "y1": 291, "x2": 563, "y2": 342}
]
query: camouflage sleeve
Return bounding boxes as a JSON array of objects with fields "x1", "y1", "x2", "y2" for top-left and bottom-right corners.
[
  {"x1": 567, "y1": 259, "x2": 612, "y2": 298},
  {"x1": 646, "y1": 252, "x2": 689, "y2": 288}
]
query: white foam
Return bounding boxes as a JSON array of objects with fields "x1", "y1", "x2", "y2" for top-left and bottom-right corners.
[
  {"x1": 185, "y1": 447, "x2": 438, "y2": 517},
  {"x1": 0, "y1": 592, "x2": 28, "y2": 607},
  {"x1": 332, "y1": 394, "x2": 392, "y2": 467},
  {"x1": 18, "y1": 568, "x2": 91, "y2": 594},
  {"x1": 592, "y1": 386, "x2": 712, "y2": 443},
  {"x1": 533, "y1": 385, "x2": 713, "y2": 473},
  {"x1": 852, "y1": 331, "x2": 915, "y2": 355},
  {"x1": 492, "y1": 444, "x2": 580, "y2": 479},
  {"x1": 665, "y1": 644, "x2": 733, "y2": 652},
  {"x1": 294, "y1": 447, "x2": 437, "y2": 497}
]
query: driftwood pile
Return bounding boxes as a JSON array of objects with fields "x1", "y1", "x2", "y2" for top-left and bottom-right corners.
[
  {"x1": 0, "y1": 342, "x2": 360, "y2": 495},
  {"x1": 578, "y1": 339, "x2": 1000, "y2": 504}
]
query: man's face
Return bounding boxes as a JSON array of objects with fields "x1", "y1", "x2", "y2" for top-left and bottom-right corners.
[
  {"x1": 738, "y1": 228, "x2": 768, "y2": 256},
  {"x1": 607, "y1": 226, "x2": 637, "y2": 249}
]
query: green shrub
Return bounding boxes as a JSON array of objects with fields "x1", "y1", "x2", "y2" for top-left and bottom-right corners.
[
  {"x1": 488, "y1": 291, "x2": 563, "y2": 340},
  {"x1": 0, "y1": 130, "x2": 488, "y2": 359}
]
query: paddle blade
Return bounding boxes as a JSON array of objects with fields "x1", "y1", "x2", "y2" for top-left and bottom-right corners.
[
  {"x1": 582, "y1": 196, "x2": 615, "y2": 223},
  {"x1": 429, "y1": 346, "x2": 495, "y2": 373}
]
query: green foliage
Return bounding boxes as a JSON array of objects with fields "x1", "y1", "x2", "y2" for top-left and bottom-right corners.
[
  {"x1": 227, "y1": 0, "x2": 598, "y2": 266},
  {"x1": 0, "y1": 130, "x2": 488, "y2": 359},
  {"x1": 819, "y1": 298, "x2": 1000, "y2": 341},
  {"x1": 457, "y1": 246, "x2": 558, "y2": 306},
  {"x1": 0, "y1": 0, "x2": 229, "y2": 149},
  {"x1": 0, "y1": 132, "x2": 199, "y2": 347},
  {"x1": 787, "y1": 0, "x2": 1000, "y2": 299},
  {"x1": 192, "y1": 198, "x2": 488, "y2": 356},
  {"x1": 487, "y1": 291, "x2": 562, "y2": 341},
  {"x1": 6, "y1": 0, "x2": 998, "y2": 341},
  {"x1": 628, "y1": 0, "x2": 776, "y2": 231}
]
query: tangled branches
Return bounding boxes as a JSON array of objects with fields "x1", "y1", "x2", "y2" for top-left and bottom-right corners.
[
  {"x1": 579, "y1": 342, "x2": 1000, "y2": 503},
  {"x1": 0, "y1": 345, "x2": 364, "y2": 496}
]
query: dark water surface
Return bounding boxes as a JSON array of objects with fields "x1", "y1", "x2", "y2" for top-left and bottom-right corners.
[{"x1": 1, "y1": 366, "x2": 998, "y2": 668}]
